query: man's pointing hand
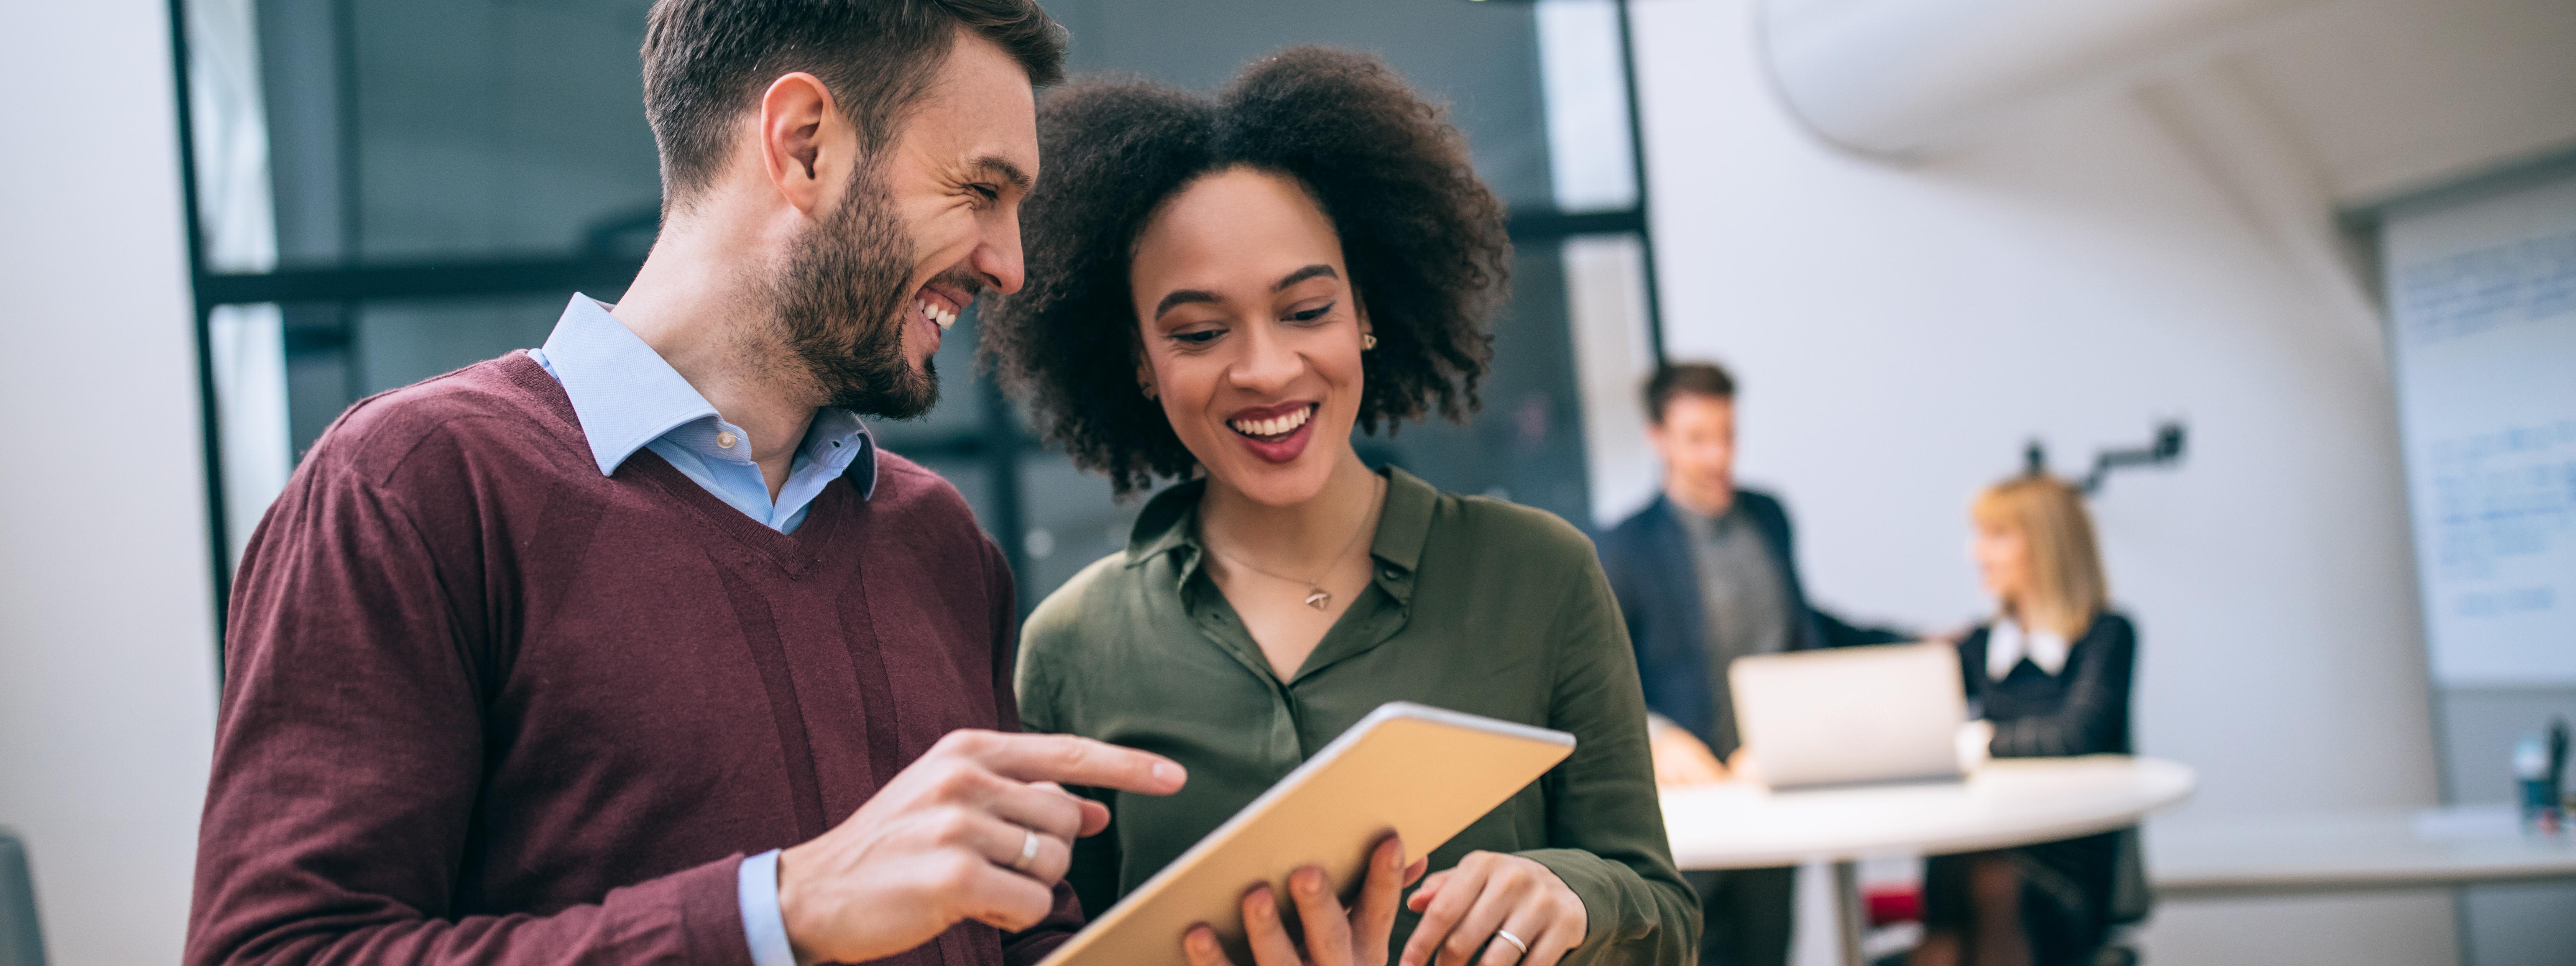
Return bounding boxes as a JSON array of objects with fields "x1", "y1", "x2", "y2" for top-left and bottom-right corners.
[{"x1": 777, "y1": 730, "x2": 1185, "y2": 965}]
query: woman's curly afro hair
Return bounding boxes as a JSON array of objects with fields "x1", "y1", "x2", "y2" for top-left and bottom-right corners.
[{"x1": 979, "y1": 47, "x2": 1510, "y2": 497}]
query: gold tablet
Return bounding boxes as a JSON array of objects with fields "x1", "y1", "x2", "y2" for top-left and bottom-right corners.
[{"x1": 1036, "y1": 702, "x2": 1575, "y2": 966}]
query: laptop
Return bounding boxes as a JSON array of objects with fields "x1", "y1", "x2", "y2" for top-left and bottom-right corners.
[{"x1": 1728, "y1": 642, "x2": 1969, "y2": 789}]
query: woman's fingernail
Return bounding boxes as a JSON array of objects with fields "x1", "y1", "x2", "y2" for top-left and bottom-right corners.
[{"x1": 1154, "y1": 761, "x2": 1184, "y2": 785}]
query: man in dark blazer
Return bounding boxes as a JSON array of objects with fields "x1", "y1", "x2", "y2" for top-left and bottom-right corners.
[{"x1": 1598, "y1": 361, "x2": 1905, "y2": 966}]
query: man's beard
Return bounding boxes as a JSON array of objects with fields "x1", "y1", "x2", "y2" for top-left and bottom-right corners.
[{"x1": 770, "y1": 166, "x2": 941, "y2": 420}]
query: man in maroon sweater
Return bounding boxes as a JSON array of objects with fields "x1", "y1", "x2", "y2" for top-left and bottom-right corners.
[{"x1": 186, "y1": 3, "x2": 1188, "y2": 965}]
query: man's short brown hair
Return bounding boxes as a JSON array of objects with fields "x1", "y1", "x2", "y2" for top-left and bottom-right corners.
[
  {"x1": 641, "y1": 0, "x2": 1065, "y2": 202},
  {"x1": 1643, "y1": 361, "x2": 1736, "y2": 424}
]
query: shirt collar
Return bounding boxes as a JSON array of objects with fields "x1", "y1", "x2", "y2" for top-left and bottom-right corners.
[
  {"x1": 1367, "y1": 466, "x2": 1436, "y2": 573},
  {"x1": 1122, "y1": 465, "x2": 1439, "y2": 575},
  {"x1": 540, "y1": 294, "x2": 725, "y2": 476},
  {"x1": 1987, "y1": 616, "x2": 2072, "y2": 678},
  {"x1": 537, "y1": 294, "x2": 878, "y2": 498},
  {"x1": 1125, "y1": 478, "x2": 1206, "y2": 568},
  {"x1": 1661, "y1": 493, "x2": 1743, "y2": 537},
  {"x1": 800, "y1": 407, "x2": 878, "y2": 497}
]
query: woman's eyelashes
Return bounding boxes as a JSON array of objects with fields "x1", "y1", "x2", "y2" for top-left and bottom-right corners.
[
  {"x1": 1287, "y1": 300, "x2": 1336, "y2": 324},
  {"x1": 1166, "y1": 325, "x2": 1224, "y2": 348},
  {"x1": 1159, "y1": 300, "x2": 1337, "y2": 349}
]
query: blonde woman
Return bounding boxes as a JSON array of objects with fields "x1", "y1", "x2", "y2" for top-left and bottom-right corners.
[{"x1": 1912, "y1": 476, "x2": 2136, "y2": 966}]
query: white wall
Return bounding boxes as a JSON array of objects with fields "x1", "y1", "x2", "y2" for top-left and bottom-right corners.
[
  {"x1": 0, "y1": 1, "x2": 223, "y2": 964},
  {"x1": 1623, "y1": 0, "x2": 2456, "y2": 961}
]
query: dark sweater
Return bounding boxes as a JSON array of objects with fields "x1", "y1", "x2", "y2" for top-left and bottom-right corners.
[
  {"x1": 186, "y1": 353, "x2": 1077, "y2": 966},
  {"x1": 1957, "y1": 612, "x2": 2137, "y2": 758}
]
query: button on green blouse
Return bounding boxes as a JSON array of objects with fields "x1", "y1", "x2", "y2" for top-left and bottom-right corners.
[{"x1": 1017, "y1": 468, "x2": 1698, "y2": 966}]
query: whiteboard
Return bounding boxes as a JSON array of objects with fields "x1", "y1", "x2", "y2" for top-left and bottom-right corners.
[{"x1": 2382, "y1": 168, "x2": 2576, "y2": 686}]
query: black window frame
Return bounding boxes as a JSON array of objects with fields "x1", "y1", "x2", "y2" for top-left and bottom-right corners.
[{"x1": 165, "y1": 0, "x2": 1668, "y2": 641}]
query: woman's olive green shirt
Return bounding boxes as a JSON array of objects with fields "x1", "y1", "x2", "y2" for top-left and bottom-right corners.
[{"x1": 1016, "y1": 468, "x2": 1698, "y2": 966}]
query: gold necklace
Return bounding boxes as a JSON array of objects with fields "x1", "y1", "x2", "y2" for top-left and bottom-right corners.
[{"x1": 1203, "y1": 477, "x2": 1384, "y2": 611}]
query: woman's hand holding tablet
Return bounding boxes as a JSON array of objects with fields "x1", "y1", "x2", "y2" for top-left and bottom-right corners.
[
  {"x1": 1399, "y1": 851, "x2": 1585, "y2": 966},
  {"x1": 1181, "y1": 837, "x2": 1428, "y2": 966},
  {"x1": 1031, "y1": 704, "x2": 1575, "y2": 966}
]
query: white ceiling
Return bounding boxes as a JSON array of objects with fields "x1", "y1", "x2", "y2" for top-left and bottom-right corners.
[{"x1": 2223, "y1": 0, "x2": 2576, "y2": 204}]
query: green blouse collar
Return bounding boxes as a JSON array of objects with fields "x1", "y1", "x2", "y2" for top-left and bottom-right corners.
[{"x1": 1123, "y1": 465, "x2": 1439, "y2": 578}]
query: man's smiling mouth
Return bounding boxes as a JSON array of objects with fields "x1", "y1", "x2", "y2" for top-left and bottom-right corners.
[{"x1": 913, "y1": 294, "x2": 959, "y2": 331}]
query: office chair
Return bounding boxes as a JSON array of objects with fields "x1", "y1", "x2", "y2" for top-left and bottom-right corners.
[
  {"x1": 2092, "y1": 827, "x2": 2150, "y2": 966},
  {"x1": 0, "y1": 828, "x2": 45, "y2": 966},
  {"x1": 1865, "y1": 831, "x2": 2152, "y2": 966}
]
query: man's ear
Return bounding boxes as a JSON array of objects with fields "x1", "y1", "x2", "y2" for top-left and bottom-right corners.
[{"x1": 759, "y1": 72, "x2": 839, "y2": 215}]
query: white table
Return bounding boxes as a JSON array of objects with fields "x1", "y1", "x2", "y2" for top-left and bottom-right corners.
[
  {"x1": 2149, "y1": 804, "x2": 2576, "y2": 898},
  {"x1": 1661, "y1": 756, "x2": 2195, "y2": 966}
]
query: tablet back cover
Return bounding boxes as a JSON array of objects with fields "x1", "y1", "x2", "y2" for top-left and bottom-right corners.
[{"x1": 1035, "y1": 703, "x2": 1573, "y2": 966}]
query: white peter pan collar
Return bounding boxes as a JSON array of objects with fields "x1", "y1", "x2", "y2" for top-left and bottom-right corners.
[{"x1": 1987, "y1": 616, "x2": 2070, "y2": 679}]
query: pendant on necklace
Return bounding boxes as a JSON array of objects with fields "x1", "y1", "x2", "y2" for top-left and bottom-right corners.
[{"x1": 1304, "y1": 586, "x2": 1332, "y2": 610}]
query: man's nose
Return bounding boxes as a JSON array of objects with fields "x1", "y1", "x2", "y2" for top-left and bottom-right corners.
[{"x1": 974, "y1": 214, "x2": 1026, "y2": 296}]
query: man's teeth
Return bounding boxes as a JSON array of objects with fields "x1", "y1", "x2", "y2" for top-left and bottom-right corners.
[
  {"x1": 1229, "y1": 405, "x2": 1314, "y2": 438},
  {"x1": 916, "y1": 298, "x2": 958, "y2": 331}
]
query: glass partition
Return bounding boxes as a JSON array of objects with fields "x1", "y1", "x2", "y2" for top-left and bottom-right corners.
[{"x1": 176, "y1": 0, "x2": 1659, "y2": 614}]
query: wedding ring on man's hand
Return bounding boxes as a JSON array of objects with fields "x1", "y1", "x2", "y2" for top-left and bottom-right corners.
[
  {"x1": 1009, "y1": 827, "x2": 1041, "y2": 873},
  {"x1": 1493, "y1": 928, "x2": 1530, "y2": 956}
]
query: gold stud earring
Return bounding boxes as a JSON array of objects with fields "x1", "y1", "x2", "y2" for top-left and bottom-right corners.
[
  {"x1": 1140, "y1": 383, "x2": 1157, "y2": 399},
  {"x1": 1362, "y1": 334, "x2": 1378, "y2": 350}
]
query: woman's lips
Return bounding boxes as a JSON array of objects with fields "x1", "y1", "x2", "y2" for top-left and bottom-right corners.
[
  {"x1": 1227, "y1": 402, "x2": 1320, "y2": 465},
  {"x1": 1227, "y1": 402, "x2": 1314, "y2": 437}
]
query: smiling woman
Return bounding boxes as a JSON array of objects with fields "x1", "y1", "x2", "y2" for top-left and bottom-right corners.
[
  {"x1": 981, "y1": 46, "x2": 1505, "y2": 498},
  {"x1": 982, "y1": 48, "x2": 1695, "y2": 966}
]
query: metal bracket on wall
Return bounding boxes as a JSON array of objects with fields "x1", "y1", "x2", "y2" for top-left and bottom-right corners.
[
  {"x1": 2023, "y1": 421, "x2": 2188, "y2": 495},
  {"x1": 0, "y1": 827, "x2": 46, "y2": 966}
]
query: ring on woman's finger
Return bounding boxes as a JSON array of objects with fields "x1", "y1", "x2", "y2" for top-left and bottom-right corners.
[
  {"x1": 1010, "y1": 826, "x2": 1041, "y2": 873},
  {"x1": 1493, "y1": 929, "x2": 1529, "y2": 956}
]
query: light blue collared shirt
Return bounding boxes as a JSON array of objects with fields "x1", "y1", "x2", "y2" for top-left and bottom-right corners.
[
  {"x1": 527, "y1": 294, "x2": 877, "y2": 530},
  {"x1": 528, "y1": 293, "x2": 872, "y2": 966}
]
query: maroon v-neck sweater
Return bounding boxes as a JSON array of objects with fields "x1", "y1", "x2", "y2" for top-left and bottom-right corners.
[{"x1": 187, "y1": 353, "x2": 1078, "y2": 966}]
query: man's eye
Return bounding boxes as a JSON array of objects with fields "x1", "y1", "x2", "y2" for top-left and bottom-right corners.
[{"x1": 969, "y1": 184, "x2": 1000, "y2": 202}]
